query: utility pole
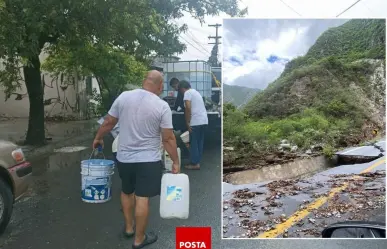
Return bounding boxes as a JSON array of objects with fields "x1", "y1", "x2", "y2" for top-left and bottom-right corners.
[
  {"x1": 208, "y1": 23, "x2": 222, "y2": 66},
  {"x1": 208, "y1": 23, "x2": 222, "y2": 47}
]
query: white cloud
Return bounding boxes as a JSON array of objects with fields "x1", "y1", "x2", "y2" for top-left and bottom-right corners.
[
  {"x1": 223, "y1": 59, "x2": 261, "y2": 84},
  {"x1": 174, "y1": 0, "x2": 387, "y2": 65},
  {"x1": 256, "y1": 26, "x2": 309, "y2": 60},
  {"x1": 222, "y1": 20, "x2": 318, "y2": 88},
  {"x1": 223, "y1": 19, "x2": 352, "y2": 88}
]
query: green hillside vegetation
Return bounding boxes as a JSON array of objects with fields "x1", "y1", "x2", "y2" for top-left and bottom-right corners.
[
  {"x1": 281, "y1": 19, "x2": 385, "y2": 76},
  {"x1": 223, "y1": 83, "x2": 261, "y2": 108},
  {"x1": 224, "y1": 19, "x2": 386, "y2": 156}
]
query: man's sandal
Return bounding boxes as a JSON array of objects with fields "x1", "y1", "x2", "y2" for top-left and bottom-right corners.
[{"x1": 132, "y1": 232, "x2": 158, "y2": 249}]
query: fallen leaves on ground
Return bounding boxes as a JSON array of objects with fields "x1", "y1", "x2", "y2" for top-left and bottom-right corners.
[{"x1": 223, "y1": 170, "x2": 386, "y2": 238}]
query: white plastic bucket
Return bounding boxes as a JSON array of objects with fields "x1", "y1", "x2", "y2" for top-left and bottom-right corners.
[
  {"x1": 180, "y1": 131, "x2": 189, "y2": 143},
  {"x1": 81, "y1": 159, "x2": 115, "y2": 203}
]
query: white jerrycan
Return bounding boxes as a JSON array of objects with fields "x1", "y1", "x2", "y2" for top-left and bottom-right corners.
[
  {"x1": 163, "y1": 148, "x2": 181, "y2": 172},
  {"x1": 112, "y1": 135, "x2": 119, "y2": 153},
  {"x1": 160, "y1": 173, "x2": 189, "y2": 219}
]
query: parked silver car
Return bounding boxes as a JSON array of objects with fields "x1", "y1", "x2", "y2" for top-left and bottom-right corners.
[{"x1": 0, "y1": 140, "x2": 32, "y2": 235}]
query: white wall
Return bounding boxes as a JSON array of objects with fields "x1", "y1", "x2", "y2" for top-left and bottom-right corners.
[{"x1": 0, "y1": 52, "x2": 94, "y2": 119}]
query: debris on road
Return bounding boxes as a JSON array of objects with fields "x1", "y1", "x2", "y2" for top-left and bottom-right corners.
[
  {"x1": 267, "y1": 179, "x2": 299, "y2": 189},
  {"x1": 233, "y1": 188, "x2": 265, "y2": 199},
  {"x1": 223, "y1": 169, "x2": 386, "y2": 238},
  {"x1": 294, "y1": 228, "x2": 320, "y2": 237},
  {"x1": 359, "y1": 171, "x2": 386, "y2": 178}
]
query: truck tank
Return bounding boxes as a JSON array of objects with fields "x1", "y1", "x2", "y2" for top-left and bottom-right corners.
[{"x1": 162, "y1": 60, "x2": 212, "y2": 103}]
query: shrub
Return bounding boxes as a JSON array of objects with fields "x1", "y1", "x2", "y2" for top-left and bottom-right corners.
[
  {"x1": 323, "y1": 145, "x2": 335, "y2": 158},
  {"x1": 224, "y1": 106, "x2": 356, "y2": 151}
]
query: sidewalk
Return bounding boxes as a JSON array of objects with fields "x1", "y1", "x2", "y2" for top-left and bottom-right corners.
[{"x1": 0, "y1": 118, "x2": 99, "y2": 159}]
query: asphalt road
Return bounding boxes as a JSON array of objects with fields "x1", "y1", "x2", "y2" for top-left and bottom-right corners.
[
  {"x1": 223, "y1": 140, "x2": 386, "y2": 239},
  {"x1": 336, "y1": 140, "x2": 386, "y2": 157}
]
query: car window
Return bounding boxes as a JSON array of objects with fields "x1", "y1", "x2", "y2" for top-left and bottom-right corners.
[
  {"x1": 331, "y1": 227, "x2": 375, "y2": 238},
  {"x1": 371, "y1": 228, "x2": 385, "y2": 238}
]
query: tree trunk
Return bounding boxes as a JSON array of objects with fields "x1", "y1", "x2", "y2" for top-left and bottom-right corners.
[
  {"x1": 24, "y1": 54, "x2": 46, "y2": 145},
  {"x1": 96, "y1": 76, "x2": 114, "y2": 113}
]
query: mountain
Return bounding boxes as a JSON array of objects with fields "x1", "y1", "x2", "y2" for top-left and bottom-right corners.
[
  {"x1": 223, "y1": 19, "x2": 386, "y2": 171},
  {"x1": 281, "y1": 19, "x2": 385, "y2": 77},
  {"x1": 244, "y1": 19, "x2": 386, "y2": 128},
  {"x1": 223, "y1": 84, "x2": 261, "y2": 108}
]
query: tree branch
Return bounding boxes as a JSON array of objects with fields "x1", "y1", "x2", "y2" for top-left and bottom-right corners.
[{"x1": 39, "y1": 34, "x2": 60, "y2": 49}]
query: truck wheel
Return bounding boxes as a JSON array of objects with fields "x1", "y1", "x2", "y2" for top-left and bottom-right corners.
[{"x1": 0, "y1": 178, "x2": 13, "y2": 235}]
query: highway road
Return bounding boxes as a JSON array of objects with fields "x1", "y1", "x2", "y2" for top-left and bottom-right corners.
[{"x1": 223, "y1": 140, "x2": 386, "y2": 238}]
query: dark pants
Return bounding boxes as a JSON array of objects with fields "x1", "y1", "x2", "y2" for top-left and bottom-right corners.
[{"x1": 189, "y1": 125, "x2": 207, "y2": 165}]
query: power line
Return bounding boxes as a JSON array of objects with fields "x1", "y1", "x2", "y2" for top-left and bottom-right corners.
[
  {"x1": 336, "y1": 0, "x2": 363, "y2": 17},
  {"x1": 179, "y1": 34, "x2": 210, "y2": 57},
  {"x1": 188, "y1": 26, "x2": 209, "y2": 35},
  {"x1": 279, "y1": 0, "x2": 302, "y2": 17},
  {"x1": 186, "y1": 29, "x2": 211, "y2": 54},
  {"x1": 171, "y1": 20, "x2": 211, "y2": 57}
]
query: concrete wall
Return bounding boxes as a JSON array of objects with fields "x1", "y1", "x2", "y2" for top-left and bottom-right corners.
[
  {"x1": 227, "y1": 156, "x2": 331, "y2": 185},
  {"x1": 0, "y1": 53, "x2": 100, "y2": 119}
]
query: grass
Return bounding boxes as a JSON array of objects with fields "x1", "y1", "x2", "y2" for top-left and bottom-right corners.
[{"x1": 224, "y1": 106, "x2": 363, "y2": 155}]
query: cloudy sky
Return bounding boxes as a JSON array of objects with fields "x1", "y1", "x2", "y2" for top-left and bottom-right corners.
[
  {"x1": 174, "y1": 0, "x2": 386, "y2": 88},
  {"x1": 223, "y1": 19, "x2": 350, "y2": 88}
]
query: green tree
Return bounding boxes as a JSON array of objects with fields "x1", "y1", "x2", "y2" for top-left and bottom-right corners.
[
  {"x1": 0, "y1": 0, "x2": 247, "y2": 145},
  {"x1": 223, "y1": 102, "x2": 237, "y2": 116},
  {"x1": 208, "y1": 44, "x2": 220, "y2": 67},
  {"x1": 42, "y1": 43, "x2": 148, "y2": 114}
]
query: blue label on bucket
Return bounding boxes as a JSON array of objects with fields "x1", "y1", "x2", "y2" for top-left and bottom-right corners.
[
  {"x1": 82, "y1": 177, "x2": 111, "y2": 201},
  {"x1": 82, "y1": 184, "x2": 110, "y2": 201}
]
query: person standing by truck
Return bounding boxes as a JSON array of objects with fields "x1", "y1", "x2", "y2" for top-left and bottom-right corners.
[
  {"x1": 169, "y1": 77, "x2": 185, "y2": 112},
  {"x1": 178, "y1": 80, "x2": 208, "y2": 170},
  {"x1": 93, "y1": 70, "x2": 180, "y2": 248},
  {"x1": 169, "y1": 77, "x2": 191, "y2": 159}
]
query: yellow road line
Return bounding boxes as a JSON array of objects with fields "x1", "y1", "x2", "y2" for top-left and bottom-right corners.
[{"x1": 257, "y1": 158, "x2": 386, "y2": 238}]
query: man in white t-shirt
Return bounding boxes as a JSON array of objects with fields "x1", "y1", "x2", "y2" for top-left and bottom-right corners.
[
  {"x1": 178, "y1": 80, "x2": 208, "y2": 170},
  {"x1": 92, "y1": 70, "x2": 180, "y2": 249},
  {"x1": 169, "y1": 77, "x2": 185, "y2": 112}
]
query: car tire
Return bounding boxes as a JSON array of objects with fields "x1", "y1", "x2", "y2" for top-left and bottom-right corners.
[{"x1": 0, "y1": 178, "x2": 13, "y2": 235}]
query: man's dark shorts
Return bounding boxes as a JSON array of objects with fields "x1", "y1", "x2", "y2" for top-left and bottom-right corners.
[{"x1": 116, "y1": 160, "x2": 163, "y2": 197}]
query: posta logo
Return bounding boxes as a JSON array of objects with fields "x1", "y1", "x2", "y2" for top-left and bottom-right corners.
[{"x1": 176, "y1": 227, "x2": 211, "y2": 249}]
